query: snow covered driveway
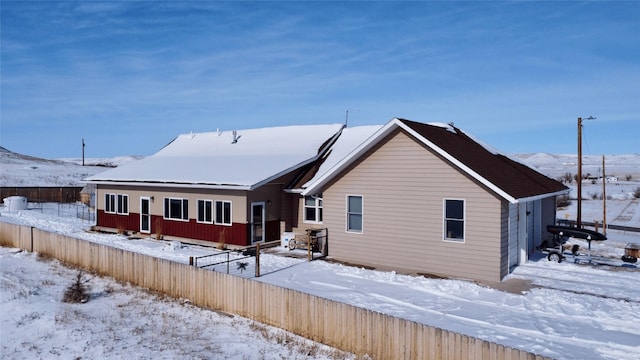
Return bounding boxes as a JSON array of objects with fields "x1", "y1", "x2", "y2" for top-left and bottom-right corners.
[{"x1": 257, "y1": 257, "x2": 640, "y2": 360}]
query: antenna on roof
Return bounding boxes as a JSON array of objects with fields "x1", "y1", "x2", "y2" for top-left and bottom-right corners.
[{"x1": 345, "y1": 110, "x2": 349, "y2": 127}]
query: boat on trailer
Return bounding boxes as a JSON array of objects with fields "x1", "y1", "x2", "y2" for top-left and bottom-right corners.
[
  {"x1": 543, "y1": 225, "x2": 608, "y2": 264},
  {"x1": 546, "y1": 225, "x2": 607, "y2": 241}
]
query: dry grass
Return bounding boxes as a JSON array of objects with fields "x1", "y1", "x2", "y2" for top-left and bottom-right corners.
[
  {"x1": 62, "y1": 271, "x2": 89, "y2": 303},
  {"x1": 247, "y1": 321, "x2": 359, "y2": 359}
]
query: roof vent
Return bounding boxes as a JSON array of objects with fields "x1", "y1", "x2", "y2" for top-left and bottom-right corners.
[{"x1": 232, "y1": 130, "x2": 241, "y2": 144}]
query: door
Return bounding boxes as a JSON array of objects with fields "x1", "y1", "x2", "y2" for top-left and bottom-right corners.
[
  {"x1": 508, "y1": 203, "x2": 519, "y2": 270},
  {"x1": 518, "y1": 203, "x2": 528, "y2": 265},
  {"x1": 251, "y1": 202, "x2": 265, "y2": 243},
  {"x1": 140, "y1": 197, "x2": 151, "y2": 234}
]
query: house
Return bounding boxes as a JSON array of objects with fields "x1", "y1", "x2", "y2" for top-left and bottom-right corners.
[
  {"x1": 84, "y1": 124, "x2": 345, "y2": 246},
  {"x1": 85, "y1": 118, "x2": 568, "y2": 282},
  {"x1": 292, "y1": 118, "x2": 569, "y2": 282}
]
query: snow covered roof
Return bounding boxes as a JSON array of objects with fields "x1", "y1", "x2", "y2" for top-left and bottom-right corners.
[
  {"x1": 285, "y1": 125, "x2": 383, "y2": 191},
  {"x1": 302, "y1": 118, "x2": 569, "y2": 203},
  {"x1": 84, "y1": 124, "x2": 344, "y2": 190}
]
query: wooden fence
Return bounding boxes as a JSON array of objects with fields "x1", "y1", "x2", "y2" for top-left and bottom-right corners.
[{"x1": 0, "y1": 222, "x2": 549, "y2": 360}]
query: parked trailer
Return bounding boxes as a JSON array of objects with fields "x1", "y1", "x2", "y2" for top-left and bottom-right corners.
[{"x1": 543, "y1": 225, "x2": 611, "y2": 264}]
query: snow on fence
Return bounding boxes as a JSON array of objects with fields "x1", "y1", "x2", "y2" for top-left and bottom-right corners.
[{"x1": 0, "y1": 222, "x2": 550, "y2": 360}]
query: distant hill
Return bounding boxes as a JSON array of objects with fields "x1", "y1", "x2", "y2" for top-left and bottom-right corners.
[
  {"x1": 0, "y1": 147, "x2": 141, "y2": 187},
  {"x1": 2, "y1": 146, "x2": 638, "y2": 187},
  {"x1": 511, "y1": 153, "x2": 640, "y2": 180}
]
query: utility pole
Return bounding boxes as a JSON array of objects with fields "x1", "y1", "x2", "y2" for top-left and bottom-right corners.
[
  {"x1": 577, "y1": 116, "x2": 595, "y2": 228},
  {"x1": 602, "y1": 155, "x2": 607, "y2": 235},
  {"x1": 82, "y1": 138, "x2": 85, "y2": 166}
]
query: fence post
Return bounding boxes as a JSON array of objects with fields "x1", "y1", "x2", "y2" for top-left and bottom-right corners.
[
  {"x1": 255, "y1": 243, "x2": 260, "y2": 277},
  {"x1": 307, "y1": 230, "x2": 312, "y2": 262},
  {"x1": 30, "y1": 226, "x2": 34, "y2": 252},
  {"x1": 189, "y1": 256, "x2": 194, "y2": 266}
]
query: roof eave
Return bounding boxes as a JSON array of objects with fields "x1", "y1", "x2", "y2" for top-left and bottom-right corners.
[
  {"x1": 513, "y1": 188, "x2": 570, "y2": 204},
  {"x1": 83, "y1": 180, "x2": 252, "y2": 191}
]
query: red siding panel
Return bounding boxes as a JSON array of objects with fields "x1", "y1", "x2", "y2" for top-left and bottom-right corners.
[
  {"x1": 97, "y1": 210, "x2": 139, "y2": 232},
  {"x1": 155, "y1": 217, "x2": 248, "y2": 246},
  {"x1": 97, "y1": 211, "x2": 250, "y2": 245}
]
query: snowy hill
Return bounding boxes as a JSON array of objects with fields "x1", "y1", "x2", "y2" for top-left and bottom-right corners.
[
  {"x1": 0, "y1": 147, "x2": 140, "y2": 187},
  {"x1": 512, "y1": 153, "x2": 640, "y2": 180},
  {"x1": 2, "y1": 147, "x2": 639, "y2": 193}
]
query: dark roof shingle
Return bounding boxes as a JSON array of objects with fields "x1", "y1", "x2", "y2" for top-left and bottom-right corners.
[{"x1": 399, "y1": 118, "x2": 568, "y2": 200}]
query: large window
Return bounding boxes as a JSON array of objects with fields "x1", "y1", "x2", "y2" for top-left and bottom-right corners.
[
  {"x1": 444, "y1": 199, "x2": 465, "y2": 241},
  {"x1": 215, "y1": 200, "x2": 232, "y2": 226},
  {"x1": 197, "y1": 199, "x2": 213, "y2": 223},
  {"x1": 346, "y1": 195, "x2": 363, "y2": 233},
  {"x1": 164, "y1": 198, "x2": 189, "y2": 221},
  {"x1": 105, "y1": 193, "x2": 116, "y2": 214},
  {"x1": 117, "y1": 194, "x2": 129, "y2": 215},
  {"x1": 105, "y1": 193, "x2": 128, "y2": 215},
  {"x1": 304, "y1": 195, "x2": 323, "y2": 223}
]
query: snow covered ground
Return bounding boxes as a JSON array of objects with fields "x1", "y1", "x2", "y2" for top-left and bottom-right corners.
[
  {"x1": 0, "y1": 147, "x2": 140, "y2": 187},
  {"x1": 1, "y1": 151, "x2": 639, "y2": 359},
  {"x1": 0, "y1": 247, "x2": 356, "y2": 360},
  {"x1": 1, "y1": 203, "x2": 639, "y2": 360}
]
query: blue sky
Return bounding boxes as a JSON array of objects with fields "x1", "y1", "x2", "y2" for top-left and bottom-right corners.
[{"x1": 1, "y1": 1, "x2": 638, "y2": 158}]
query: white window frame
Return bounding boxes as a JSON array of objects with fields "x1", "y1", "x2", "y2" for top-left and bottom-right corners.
[
  {"x1": 214, "y1": 200, "x2": 232, "y2": 226},
  {"x1": 164, "y1": 197, "x2": 189, "y2": 221},
  {"x1": 116, "y1": 194, "x2": 129, "y2": 215},
  {"x1": 346, "y1": 194, "x2": 363, "y2": 234},
  {"x1": 303, "y1": 195, "x2": 323, "y2": 224},
  {"x1": 197, "y1": 199, "x2": 213, "y2": 224},
  {"x1": 443, "y1": 198, "x2": 465, "y2": 242},
  {"x1": 105, "y1": 193, "x2": 116, "y2": 214}
]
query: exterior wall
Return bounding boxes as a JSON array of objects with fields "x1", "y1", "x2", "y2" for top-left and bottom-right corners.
[
  {"x1": 94, "y1": 166, "x2": 302, "y2": 245},
  {"x1": 247, "y1": 183, "x2": 286, "y2": 242},
  {"x1": 281, "y1": 192, "x2": 300, "y2": 233},
  {"x1": 322, "y1": 130, "x2": 504, "y2": 282},
  {"x1": 499, "y1": 201, "x2": 510, "y2": 278},
  {"x1": 541, "y1": 196, "x2": 557, "y2": 242},
  {"x1": 95, "y1": 185, "x2": 251, "y2": 245},
  {"x1": 290, "y1": 195, "x2": 325, "y2": 235}
]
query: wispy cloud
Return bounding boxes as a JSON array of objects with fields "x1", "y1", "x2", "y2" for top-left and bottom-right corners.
[{"x1": 1, "y1": 1, "x2": 638, "y2": 157}]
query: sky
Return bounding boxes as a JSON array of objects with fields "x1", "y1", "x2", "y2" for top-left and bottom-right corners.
[{"x1": 1, "y1": 1, "x2": 639, "y2": 159}]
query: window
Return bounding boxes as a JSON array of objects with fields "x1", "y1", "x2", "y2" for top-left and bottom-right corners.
[
  {"x1": 117, "y1": 194, "x2": 129, "y2": 215},
  {"x1": 346, "y1": 195, "x2": 363, "y2": 233},
  {"x1": 304, "y1": 195, "x2": 323, "y2": 223},
  {"x1": 444, "y1": 199, "x2": 465, "y2": 241},
  {"x1": 215, "y1": 200, "x2": 232, "y2": 225},
  {"x1": 105, "y1": 193, "x2": 116, "y2": 214},
  {"x1": 164, "y1": 198, "x2": 189, "y2": 221},
  {"x1": 197, "y1": 200, "x2": 213, "y2": 223}
]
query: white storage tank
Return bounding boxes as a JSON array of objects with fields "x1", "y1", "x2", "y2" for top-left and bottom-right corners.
[{"x1": 3, "y1": 196, "x2": 28, "y2": 211}]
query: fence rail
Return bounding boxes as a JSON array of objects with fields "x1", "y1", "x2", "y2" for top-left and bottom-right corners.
[{"x1": 0, "y1": 221, "x2": 549, "y2": 360}]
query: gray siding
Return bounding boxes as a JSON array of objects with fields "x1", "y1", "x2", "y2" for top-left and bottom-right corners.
[
  {"x1": 541, "y1": 196, "x2": 557, "y2": 242},
  {"x1": 322, "y1": 130, "x2": 505, "y2": 282}
]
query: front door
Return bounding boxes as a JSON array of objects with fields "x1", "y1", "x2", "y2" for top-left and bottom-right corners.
[
  {"x1": 251, "y1": 202, "x2": 265, "y2": 243},
  {"x1": 140, "y1": 197, "x2": 151, "y2": 234}
]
